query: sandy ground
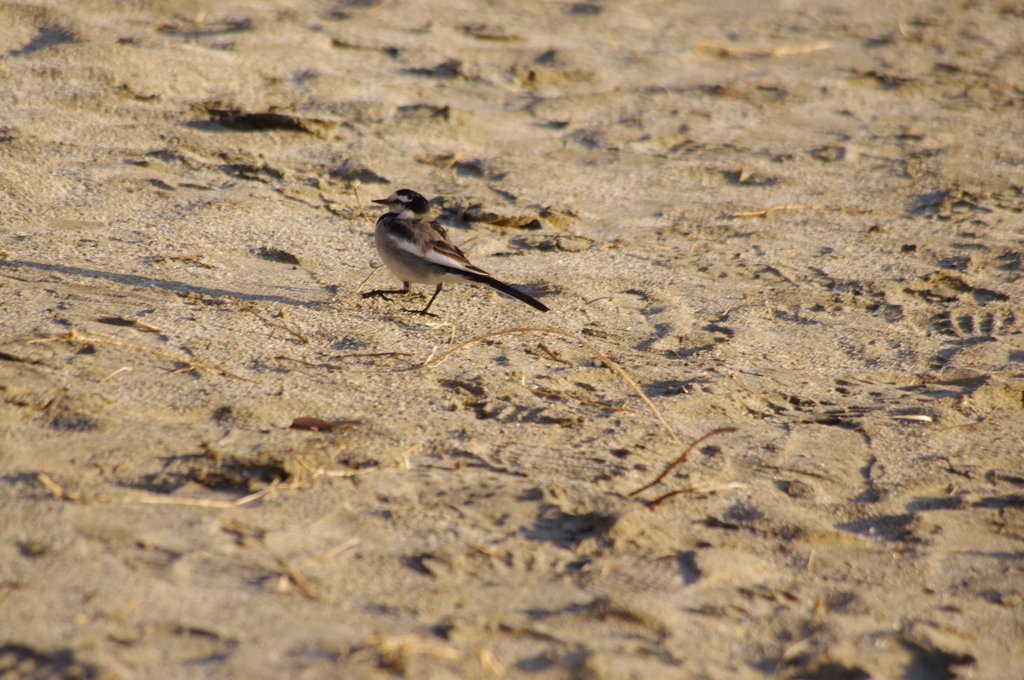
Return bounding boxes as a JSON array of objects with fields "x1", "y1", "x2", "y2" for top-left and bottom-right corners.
[{"x1": 2, "y1": 0, "x2": 1024, "y2": 678}]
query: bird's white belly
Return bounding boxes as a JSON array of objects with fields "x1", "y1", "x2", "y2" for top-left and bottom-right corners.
[{"x1": 375, "y1": 229, "x2": 467, "y2": 285}]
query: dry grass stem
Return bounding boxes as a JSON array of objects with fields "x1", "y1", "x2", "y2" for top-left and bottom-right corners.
[
  {"x1": 318, "y1": 536, "x2": 361, "y2": 561},
  {"x1": 432, "y1": 145, "x2": 478, "y2": 175},
  {"x1": 111, "y1": 594, "x2": 143, "y2": 621},
  {"x1": 0, "y1": 582, "x2": 19, "y2": 605},
  {"x1": 892, "y1": 414, "x2": 932, "y2": 423},
  {"x1": 131, "y1": 320, "x2": 164, "y2": 333},
  {"x1": 368, "y1": 0, "x2": 395, "y2": 13},
  {"x1": 479, "y1": 648, "x2": 503, "y2": 676},
  {"x1": 629, "y1": 427, "x2": 739, "y2": 498},
  {"x1": 275, "y1": 355, "x2": 347, "y2": 370},
  {"x1": 367, "y1": 633, "x2": 461, "y2": 664},
  {"x1": 422, "y1": 327, "x2": 684, "y2": 447},
  {"x1": 645, "y1": 480, "x2": 748, "y2": 508},
  {"x1": 235, "y1": 484, "x2": 279, "y2": 505},
  {"x1": 37, "y1": 472, "x2": 64, "y2": 498},
  {"x1": 933, "y1": 410, "x2": 996, "y2": 431},
  {"x1": 697, "y1": 39, "x2": 831, "y2": 57},
  {"x1": 99, "y1": 366, "x2": 134, "y2": 383},
  {"x1": 240, "y1": 307, "x2": 309, "y2": 343},
  {"x1": 322, "y1": 467, "x2": 379, "y2": 478},
  {"x1": 397, "y1": 442, "x2": 423, "y2": 468},
  {"x1": 352, "y1": 182, "x2": 373, "y2": 227},
  {"x1": 355, "y1": 264, "x2": 387, "y2": 295},
  {"x1": 351, "y1": 184, "x2": 388, "y2": 294}
]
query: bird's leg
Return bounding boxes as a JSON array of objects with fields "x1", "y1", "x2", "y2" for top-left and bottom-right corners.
[
  {"x1": 361, "y1": 281, "x2": 411, "y2": 301},
  {"x1": 409, "y1": 283, "x2": 443, "y2": 316}
]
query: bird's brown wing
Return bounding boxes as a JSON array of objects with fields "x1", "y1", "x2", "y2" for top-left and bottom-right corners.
[{"x1": 420, "y1": 219, "x2": 489, "y2": 275}]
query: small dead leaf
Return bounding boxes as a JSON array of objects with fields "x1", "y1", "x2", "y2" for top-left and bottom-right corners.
[
  {"x1": 256, "y1": 247, "x2": 300, "y2": 265},
  {"x1": 96, "y1": 317, "x2": 163, "y2": 333},
  {"x1": 291, "y1": 417, "x2": 344, "y2": 431}
]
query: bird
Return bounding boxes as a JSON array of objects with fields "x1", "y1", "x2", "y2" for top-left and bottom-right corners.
[{"x1": 362, "y1": 189, "x2": 549, "y2": 316}]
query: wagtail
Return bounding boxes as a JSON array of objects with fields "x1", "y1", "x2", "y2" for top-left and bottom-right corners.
[{"x1": 363, "y1": 189, "x2": 548, "y2": 316}]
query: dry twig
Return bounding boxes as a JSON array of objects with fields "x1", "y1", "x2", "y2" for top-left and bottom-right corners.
[
  {"x1": 629, "y1": 427, "x2": 739, "y2": 498},
  {"x1": 538, "y1": 342, "x2": 571, "y2": 365},
  {"x1": 645, "y1": 480, "x2": 747, "y2": 508},
  {"x1": 221, "y1": 518, "x2": 317, "y2": 599},
  {"x1": 240, "y1": 307, "x2": 309, "y2": 343}
]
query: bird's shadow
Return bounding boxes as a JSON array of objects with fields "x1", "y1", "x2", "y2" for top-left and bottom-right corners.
[{"x1": 2, "y1": 260, "x2": 323, "y2": 308}]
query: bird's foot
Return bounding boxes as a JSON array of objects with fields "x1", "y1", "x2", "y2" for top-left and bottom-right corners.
[
  {"x1": 405, "y1": 308, "x2": 439, "y2": 318},
  {"x1": 361, "y1": 288, "x2": 407, "y2": 301}
]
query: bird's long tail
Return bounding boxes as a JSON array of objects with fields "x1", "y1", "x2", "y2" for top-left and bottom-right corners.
[{"x1": 454, "y1": 269, "x2": 548, "y2": 312}]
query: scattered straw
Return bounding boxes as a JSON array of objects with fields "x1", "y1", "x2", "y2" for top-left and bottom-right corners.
[
  {"x1": 36, "y1": 472, "x2": 276, "y2": 508},
  {"x1": 27, "y1": 329, "x2": 250, "y2": 381},
  {"x1": 291, "y1": 455, "x2": 382, "y2": 488},
  {"x1": 421, "y1": 327, "x2": 683, "y2": 447},
  {"x1": 731, "y1": 204, "x2": 896, "y2": 218},
  {"x1": 629, "y1": 427, "x2": 738, "y2": 498}
]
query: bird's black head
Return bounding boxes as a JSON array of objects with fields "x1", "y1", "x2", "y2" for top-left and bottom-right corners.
[{"x1": 372, "y1": 189, "x2": 430, "y2": 215}]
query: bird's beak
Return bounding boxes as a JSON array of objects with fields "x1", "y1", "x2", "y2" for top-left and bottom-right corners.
[{"x1": 371, "y1": 199, "x2": 389, "y2": 205}]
